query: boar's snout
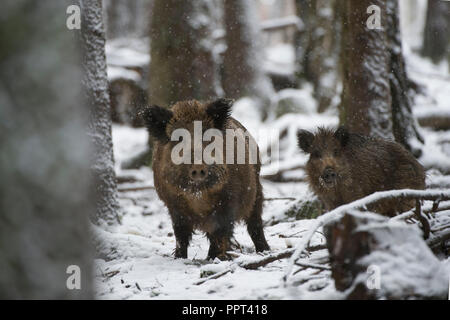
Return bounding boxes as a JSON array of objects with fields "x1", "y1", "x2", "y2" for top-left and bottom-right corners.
[
  {"x1": 189, "y1": 165, "x2": 208, "y2": 182},
  {"x1": 320, "y1": 167, "x2": 337, "y2": 186}
]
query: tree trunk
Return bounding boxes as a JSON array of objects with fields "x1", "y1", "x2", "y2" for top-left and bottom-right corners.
[
  {"x1": 81, "y1": 0, "x2": 120, "y2": 225},
  {"x1": 325, "y1": 211, "x2": 448, "y2": 299},
  {"x1": 222, "y1": 0, "x2": 274, "y2": 117},
  {"x1": 340, "y1": 0, "x2": 423, "y2": 154},
  {"x1": 103, "y1": 0, "x2": 152, "y2": 39},
  {"x1": 0, "y1": 1, "x2": 93, "y2": 298},
  {"x1": 294, "y1": 0, "x2": 341, "y2": 113},
  {"x1": 149, "y1": 0, "x2": 219, "y2": 107},
  {"x1": 421, "y1": 0, "x2": 450, "y2": 63},
  {"x1": 387, "y1": 0, "x2": 424, "y2": 157},
  {"x1": 340, "y1": 0, "x2": 393, "y2": 140}
]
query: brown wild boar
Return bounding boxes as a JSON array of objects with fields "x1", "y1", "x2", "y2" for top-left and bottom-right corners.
[
  {"x1": 297, "y1": 127, "x2": 426, "y2": 216},
  {"x1": 143, "y1": 99, "x2": 270, "y2": 260}
]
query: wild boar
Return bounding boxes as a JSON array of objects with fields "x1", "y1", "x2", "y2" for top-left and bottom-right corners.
[
  {"x1": 297, "y1": 126, "x2": 426, "y2": 216},
  {"x1": 143, "y1": 99, "x2": 270, "y2": 260}
]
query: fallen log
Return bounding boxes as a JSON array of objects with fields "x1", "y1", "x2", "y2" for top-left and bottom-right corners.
[{"x1": 324, "y1": 211, "x2": 449, "y2": 299}]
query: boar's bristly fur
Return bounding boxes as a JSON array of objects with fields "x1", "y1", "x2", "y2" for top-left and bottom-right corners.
[
  {"x1": 143, "y1": 99, "x2": 270, "y2": 260},
  {"x1": 297, "y1": 126, "x2": 426, "y2": 217}
]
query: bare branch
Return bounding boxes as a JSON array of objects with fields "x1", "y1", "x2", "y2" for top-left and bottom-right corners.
[
  {"x1": 117, "y1": 185, "x2": 155, "y2": 192},
  {"x1": 193, "y1": 269, "x2": 233, "y2": 285},
  {"x1": 239, "y1": 244, "x2": 327, "y2": 270},
  {"x1": 263, "y1": 197, "x2": 296, "y2": 201}
]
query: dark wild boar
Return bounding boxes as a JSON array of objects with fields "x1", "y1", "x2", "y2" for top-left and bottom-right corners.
[
  {"x1": 143, "y1": 99, "x2": 270, "y2": 260},
  {"x1": 297, "y1": 127, "x2": 426, "y2": 216}
]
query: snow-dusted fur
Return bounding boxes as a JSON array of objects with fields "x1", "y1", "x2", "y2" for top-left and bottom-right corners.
[
  {"x1": 298, "y1": 127, "x2": 426, "y2": 216},
  {"x1": 143, "y1": 99, "x2": 270, "y2": 260}
]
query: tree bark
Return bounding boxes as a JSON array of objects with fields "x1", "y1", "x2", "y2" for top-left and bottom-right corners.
[
  {"x1": 294, "y1": 0, "x2": 341, "y2": 113},
  {"x1": 340, "y1": 0, "x2": 393, "y2": 140},
  {"x1": 0, "y1": 0, "x2": 93, "y2": 298},
  {"x1": 103, "y1": 0, "x2": 152, "y2": 39},
  {"x1": 387, "y1": 0, "x2": 424, "y2": 157},
  {"x1": 340, "y1": 0, "x2": 424, "y2": 155},
  {"x1": 149, "y1": 0, "x2": 218, "y2": 107},
  {"x1": 222, "y1": 0, "x2": 274, "y2": 117},
  {"x1": 81, "y1": 0, "x2": 120, "y2": 225}
]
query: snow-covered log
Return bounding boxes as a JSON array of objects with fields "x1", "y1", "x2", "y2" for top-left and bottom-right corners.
[
  {"x1": 324, "y1": 211, "x2": 448, "y2": 299},
  {"x1": 284, "y1": 189, "x2": 450, "y2": 281}
]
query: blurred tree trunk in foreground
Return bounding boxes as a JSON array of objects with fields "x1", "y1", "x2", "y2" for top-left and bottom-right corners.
[
  {"x1": 421, "y1": 0, "x2": 450, "y2": 64},
  {"x1": 294, "y1": 0, "x2": 341, "y2": 113},
  {"x1": 0, "y1": 1, "x2": 93, "y2": 298},
  {"x1": 149, "y1": 0, "x2": 218, "y2": 107},
  {"x1": 81, "y1": 0, "x2": 120, "y2": 225},
  {"x1": 223, "y1": 0, "x2": 274, "y2": 118},
  {"x1": 340, "y1": 0, "x2": 423, "y2": 155}
]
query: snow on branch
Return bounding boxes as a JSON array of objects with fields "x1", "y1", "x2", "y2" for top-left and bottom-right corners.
[{"x1": 283, "y1": 188, "x2": 450, "y2": 283}]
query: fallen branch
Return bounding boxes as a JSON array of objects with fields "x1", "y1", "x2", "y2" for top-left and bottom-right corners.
[
  {"x1": 118, "y1": 185, "x2": 155, "y2": 192},
  {"x1": 193, "y1": 268, "x2": 233, "y2": 285},
  {"x1": 283, "y1": 189, "x2": 450, "y2": 283},
  {"x1": 294, "y1": 261, "x2": 331, "y2": 272},
  {"x1": 239, "y1": 244, "x2": 327, "y2": 270},
  {"x1": 427, "y1": 228, "x2": 450, "y2": 251},
  {"x1": 263, "y1": 197, "x2": 296, "y2": 201},
  {"x1": 417, "y1": 114, "x2": 450, "y2": 131},
  {"x1": 261, "y1": 164, "x2": 305, "y2": 182}
]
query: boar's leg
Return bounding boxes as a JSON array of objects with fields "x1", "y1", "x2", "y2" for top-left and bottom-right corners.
[
  {"x1": 207, "y1": 233, "x2": 232, "y2": 261},
  {"x1": 246, "y1": 186, "x2": 270, "y2": 252},
  {"x1": 171, "y1": 215, "x2": 193, "y2": 259},
  {"x1": 206, "y1": 210, "x2": 234, "y2": 261}
]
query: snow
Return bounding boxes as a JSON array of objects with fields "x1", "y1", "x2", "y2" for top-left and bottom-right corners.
[
  {"x1": 264, "y1": 43, "x2": 295, "y2": 76},
  {"x1": 94, "y1": 3, "x2": 450, "y2": 299},
  {"x1": 97, "y1": 117, "x2": 450, "y2": 299},
  {"x1": 353, "y1": 212, "x2": 449, "y2": 299}
]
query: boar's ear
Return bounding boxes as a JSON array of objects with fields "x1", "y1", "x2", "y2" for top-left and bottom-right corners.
[
  {"x1": 206, "y1": 98, "x2": 233, "y2": 129},
  {"x1": 334, "y1": 126, "x2": 349, "y2": 147},
  {"x1": 142, "y1": 105, "x2": 173, "y2": 142},
  {"x1": 297, "y1": 129, "x2": 314, "y2": 153}
]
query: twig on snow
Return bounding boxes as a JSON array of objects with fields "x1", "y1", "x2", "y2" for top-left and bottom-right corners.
[
  {"x1": 194, "y1": 269, "x2": 233, "y2": 285},
  {"x1": 118, "y1": 185, "x2": 155, "y2": 192}
]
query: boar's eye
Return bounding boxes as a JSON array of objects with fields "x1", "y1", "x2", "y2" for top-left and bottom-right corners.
[
  {"x1": 311, "y1": 150, "x2": 321, "y2": 159},
  {"x1": 333, "y1": 148, "x2": 340, "y2": 156}
]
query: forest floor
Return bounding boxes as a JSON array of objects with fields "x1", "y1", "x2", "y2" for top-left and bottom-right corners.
[{"x1": 94, "y1": 44, "x2": 450, "y2": 299}]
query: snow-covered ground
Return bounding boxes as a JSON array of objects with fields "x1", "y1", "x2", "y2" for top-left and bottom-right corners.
[{"x1": 95, "y1": 35, "x2": 450, "y2": 299}]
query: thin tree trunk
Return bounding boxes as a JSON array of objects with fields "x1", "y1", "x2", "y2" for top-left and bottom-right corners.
[
  {"x1": 387, "y1": 0, "x2": 424, "y2": 157},
  {"x1": 294, "y1": 0, "x2": 341, "y2": 113},
  {"x1": 222, "y1": 0, "x2": 274, "y2": 117},
  {"x1": 0, "y1": 1, "x2": 93, "y2": 298},
  {"x1": 149, "y1": 0, "x2": 218, "y2": 107},
  {"x1": 104, "y1": 0, "x2": 152, "y2": 39},
  {"x1": 81, "y1": 0, "x2": 120, "y2": 225},
  {"x1": 340, "y1": 0, "x2": 393, "y2": 140},
  {"x1": 421, "y1": 0, "x2": 450, "y2": 63}
]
